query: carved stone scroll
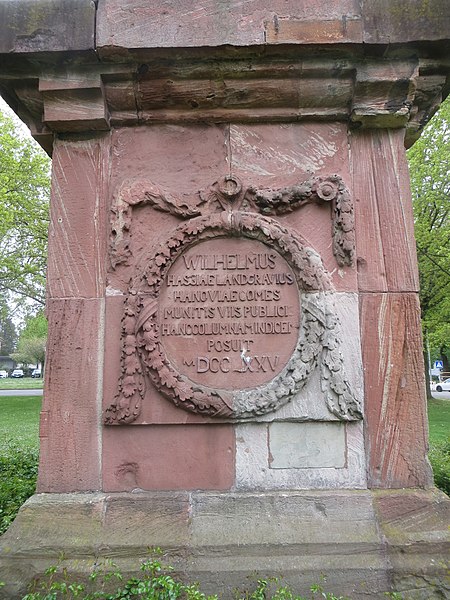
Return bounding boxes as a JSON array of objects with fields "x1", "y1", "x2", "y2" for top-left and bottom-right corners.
[
  {"x1": 109, "y1": 175, "x2": 355, "y2": 269},
  {"x1": 110, "y1": 179, "x2": 205, "y2": 268},
  {"x1": 245, "y1": 176, "x2": 355, "y2": 267}
]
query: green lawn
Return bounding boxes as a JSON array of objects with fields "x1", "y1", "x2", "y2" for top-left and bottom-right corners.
[
  {"x1": 0, "y1": 396, "x2": 41, "y2": 451},
  {"x1": 428, "y1": 398, "x2": 450, "y2": 444},
  {"x1": 0, "y1": 377, "x2": 44, "y2": 390}
]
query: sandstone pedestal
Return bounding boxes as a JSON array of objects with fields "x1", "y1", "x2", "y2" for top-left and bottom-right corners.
[
  {"x1": 2, "y1": 490, "x2": 449, "y2": 599},
  {"x1": 0, "y1": 1, "x2": 449, "y2": 598}
]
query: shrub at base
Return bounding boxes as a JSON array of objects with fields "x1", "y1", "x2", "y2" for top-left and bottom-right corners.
[
  {"x1": 0, "y1": 441, "x2": 38, "y2": 535},
  {"x1": 429, "y1": 441, "x2": 450, "y2": 496}
]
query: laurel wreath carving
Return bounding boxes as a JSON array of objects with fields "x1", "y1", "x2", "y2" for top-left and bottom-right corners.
[{"x1": 104, "y1": 208, "x2": 361, "y2": 424}]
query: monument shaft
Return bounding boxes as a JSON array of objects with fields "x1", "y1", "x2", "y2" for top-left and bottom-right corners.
[{"x1": 0, "y1": 1, "x2": 449, "y2": 597}]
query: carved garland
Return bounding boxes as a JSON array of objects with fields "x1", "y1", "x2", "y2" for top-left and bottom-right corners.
[
  {"x1": 109, "y1": 175, "x2": 355, "y2": 270},
  {"x1": 104, "y1": 210, "x2": 361, "y2": 425}
]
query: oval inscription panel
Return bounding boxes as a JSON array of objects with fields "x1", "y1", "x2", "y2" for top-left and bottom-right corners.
[{"x1": 158, "y1": 237, "x2": 301, "y2": 390}]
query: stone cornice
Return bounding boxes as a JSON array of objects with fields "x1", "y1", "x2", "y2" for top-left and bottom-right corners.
[{"x1": 0, "y1": 1, "x2": 449, "y2": 154}]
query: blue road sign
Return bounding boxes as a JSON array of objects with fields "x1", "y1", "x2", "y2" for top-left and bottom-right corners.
[{"x1": 434, "y1": 360, "x2": 444, "y2": 369}]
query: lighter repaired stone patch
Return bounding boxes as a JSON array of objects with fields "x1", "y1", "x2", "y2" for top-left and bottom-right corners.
[
  {"x1": 254, "y1": 292, "x2": 364, "y2": 422},
  {"x1": 235, "y1": 420, "x2": 366, "y2": 490},
  {"x1": 269, "y1": 422, "x2": 346, "y2": 468}
]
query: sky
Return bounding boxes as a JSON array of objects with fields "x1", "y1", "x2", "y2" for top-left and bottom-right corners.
[{"x1": 0, "y1": 96, "x2": 35, "y2": 138}]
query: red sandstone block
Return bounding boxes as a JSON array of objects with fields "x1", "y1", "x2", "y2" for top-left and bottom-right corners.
[
  {"x1": 229, "y1": 122, "x2": 357, "y2": 293},
  {"x1": 350, "y1": 129, "x2": 419, "y2": 293},
  {"x1": 0, "y1": 0, "x2": 95, "y2": 54},
  {"x1": 102, "y1": 424, "x2": 235, "y2": 491},
  {"x1": 96, "y1": 0, "x2": 361, "y2": 52},
  {"x1": 38, "y1": 299, "x2": 104, "y2": 493},
  {"x1": 265, "y1": 17, "x2": 363, "y2": 44},
  {"x1": 359, "y1": 292, "x2": 433, "y2": 489},
  {"x1": 102, "y1": 295, "x2": 211, "y2": 424},
  {"x1": 48, "y1": 135, "x2": 110, "y2": 299},
  {"x1": 106, "y1": 124, "x2": 229, "y2": 291}
]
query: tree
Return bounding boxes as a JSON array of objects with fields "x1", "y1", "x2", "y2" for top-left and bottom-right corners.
[
  {"x1": 11, "y1": 312, "x2": 47, "y2": 368},
  {"x1": 407, "y1": 96, "x2": 450, "y2": 387},
  {"x1": 0, "y1": 297, "x2": 17, "y2": 355},
  {"x1": 0, "y1": 109, "x2": 51, "y2": 310}
]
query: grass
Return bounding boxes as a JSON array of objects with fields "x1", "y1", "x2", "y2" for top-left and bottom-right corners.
[
  {"x1": 0, "y1": 377, "x2": 43, "y2": 390},
  {"x1": 0, "y1": 395, "x2": 41, "y2": 451},
  {"x1": 0, "y1": 396, "x2": 41, "y2": 534},
  {"x1": 428, "y1": 398, "x2": 450, "y2": 443}
]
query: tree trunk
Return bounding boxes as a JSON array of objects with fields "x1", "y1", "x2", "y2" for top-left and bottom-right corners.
[{"x1": 423, "y1": 348, "x2": 433, "y2": 399}]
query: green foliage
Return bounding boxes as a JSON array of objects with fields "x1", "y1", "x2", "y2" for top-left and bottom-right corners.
[
  {"x1": 428, "y1": 441, "x2": 450, "y2": 496},
  {"x1": 16, "y1": 553, "x2": 356, "y2": 600},
  {"x1": 20, "y1": 311, "x2": 48, "y2": 340},
  {"x1": 12, "y1": 336, "x2": 46, "y2": 367},
  {"x1": 23, "y1": 552, "x2": 218, "y2": 600},
  {"x1": 427, "y1": 399, "x2": 450, "y2": 496},
  {"x1": 407, "y1": 97, "x2": 450, "y2": 365},
  {"x1": 0, "y1": 110, "x2": 50, "y2": 309},
  {"x1": 0, "y1": 440, "x2": 38, "y2": 535},
  {"x1": 0, "y1": 299, "x2": 17, "y2": 355},
  {"x1": 12, "y1": 311, "x2": 48, "y2": 366}
]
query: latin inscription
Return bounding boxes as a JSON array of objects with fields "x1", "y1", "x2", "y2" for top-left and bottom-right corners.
[{"x1": 158, "y1": 238, "x2": 301, "y2": 390}]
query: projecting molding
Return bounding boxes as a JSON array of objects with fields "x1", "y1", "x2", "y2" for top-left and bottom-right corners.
[{"x1": 0, "y1": 0, "x2": 448, "y2": 152}]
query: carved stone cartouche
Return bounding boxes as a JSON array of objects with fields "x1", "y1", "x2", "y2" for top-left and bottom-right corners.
[{"x1": 104, "y1": 175, "x2": 361, "y2": 425}]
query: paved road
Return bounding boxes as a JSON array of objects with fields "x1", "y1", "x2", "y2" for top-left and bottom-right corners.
[
  {"x1": 0, "y1": 388, "x2": 43, "y2": 396},
  {"x1": 431, "y1": 390, "x2": 450, "y2": 400}
]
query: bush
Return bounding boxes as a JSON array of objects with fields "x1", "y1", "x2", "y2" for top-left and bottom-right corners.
[
  {"x1": 429, "y1": 440, "x2": 450, "y2": 496},
  {"x1": 0, "y1": 440, "x2": 38, "y2": 535},
  {"x1": 19, "y1": 551, "x2": 351, "y2": 600}
]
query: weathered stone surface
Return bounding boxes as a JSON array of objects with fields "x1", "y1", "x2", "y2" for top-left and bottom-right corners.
[
  {"x1": 102, "y1": 425, "x2": 235, "y2": 491},
  {"x1": 360, "y1": 293, "x2": 433, "y2": 488},
  {"x1": 96, "y1": 0, "x2": 450, "y2": 51},
  {"x1": 3, "y1": 490, "x2": 447, "y2": 599},
  {"x1": 0, "y1": 4, "x2": 448, "y2": 599},
  {"x1": 361, "y1": 0, "x2": 450, "y2": 44},
  {"x1": 229, "y1": 122, "x2": 357, "y2": 293},
  {"x1": 251, "y1": 292, "x2": 364, "y2": 423},
  {"x1": 0, "y1": 2, "x2": 448, "y2": 149},
  {"x1": 96, "y1": 0, "x2": 362, "y2": 51},
  {"x1": 0, "y1": 493, "x2": 190, "y2": 599},
  {"x1": 351, "y1": 60, "x2": 418, "y2": 129},
  {"x1": 43, "y1": 89, "x2": 110, "y2": 132},
  {"x1": 0, "y1": 0, "x2": 95, "y2": 54},
  {"x1": 350, "y1": 128, "x2": 419, "y2": 293},
  {"x1": 38, "y1": 299, "x2": 103, "y2": 493},
  {"x1": 47, "y1": 135, "x2": 110, "y2": 299},
  {"x1": 235, "y1": 421, "x2": 366, "y2": 490},
  {"x1": 269, "y1": 422, "x2": 346, "y2": 468},
  {"x1": 158, "y1": 237, "x2": 301, "y2": 392},
  {"x1": 1, "y1": 53, "x2": 448, "y2": 149},
  {"x1": 102, "y1": 493, "x2": 191, "y2": 547},
  {"x1": 0, "y1": 0, "x2": 446, "y2": 59},
  {"x1": 107, "y1": 123, "x2": 229, "y2": 289},
  {"x1": 102, "y1": 294, "x2": 211, "y2": 426},
  {"x1": 265, "y1": 16, "x2": 363, "y2": 44},
  {"x1": 373, "y1": 489, "x2": 450, "y2": 599}
]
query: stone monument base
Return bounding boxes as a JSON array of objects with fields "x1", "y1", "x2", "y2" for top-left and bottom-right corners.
[{"x1": 0, "y1": 490, "x2": 448, "y2": 599}]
